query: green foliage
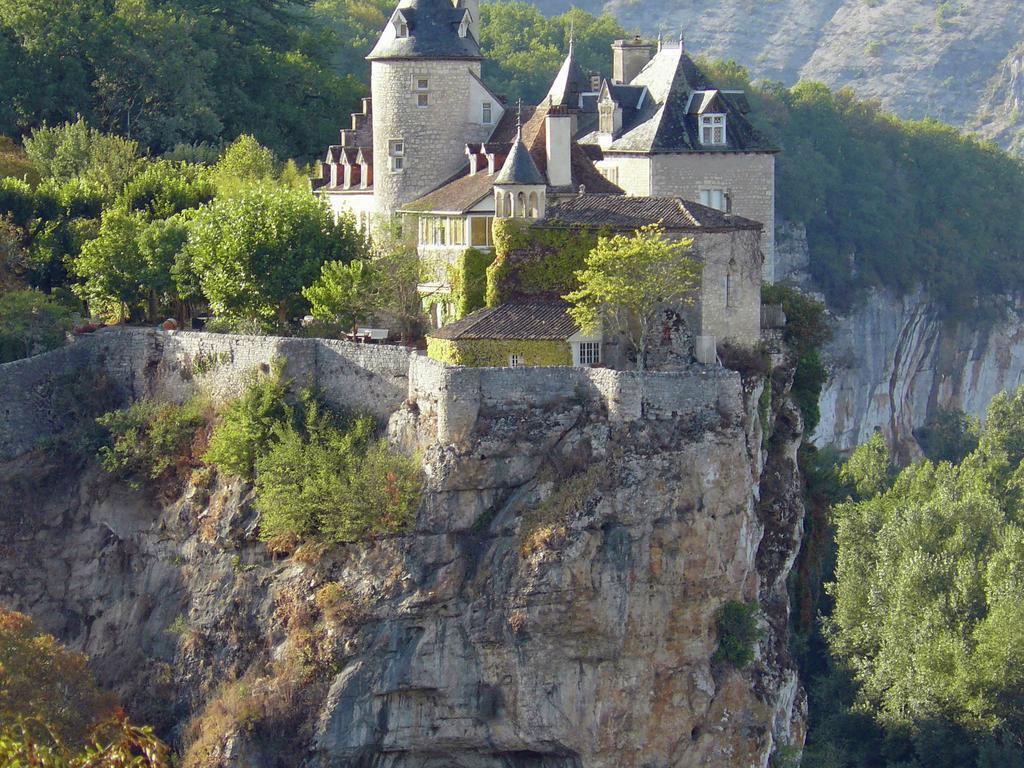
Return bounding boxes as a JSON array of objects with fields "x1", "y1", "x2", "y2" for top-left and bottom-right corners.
[
  {"x1": 96, "y1": 397, "x2": 208, "y2": 488},
  {"x1": 427, "y1": 336, "x2": 571, "y2": 367},
  {"x1": 479, "y1": 3, "x2": 628, "y2": 104},
  {"x1": 486, "y1": 218, "x2": 598, "y2": 307},
  {"x1": 565, "y1": 223, "x2": 701, "y2": 371},
  {"x1": 713, "y1": 600, "x2": 762, "y2": 668},
  {"x1": 448, "y1": 247, "x2": 494, "y2": 319},
  {"x1": 184, "y1": 185, "x2": 363, "y2": 324},
  {"x1": 116, "y1": 160, "x2": 215, "y2": 219},
  {"x1": 734, "y1": 78, "x2": 1024, "y2": 315},
  {"x1": 72, "y1": 210, "x2": 189, "y2": 322},
  {"x1": 303, "y1": 258, "x2": 377, "y2": 333},
  {"x1": 229, "y1": 382, "x2": 424, "y2": 544},
  {"x1": 915, "y1": 407, "x2": 980, "y2": 464},
  {"x1": 0, "y1": 288, "x2": 74, "y2": 362},
  {"x1": 204, "y1": 361, "x2": 291, "y2": 478},
  {"x1": 826, "y1": 386, "x2": 1024, "y2": 747},
  {"x1": 23, "y1": 118, "x2": 142, "y2": 198},
  {"x1": 839, "y1": 431, "x2": 894, "y2": 499},
  {"x1": 0, "y1": 0, "x2": 365, "y2": 158},
  {"x1": 211, "y1": 134, "x2": 277, "y2": 194}
]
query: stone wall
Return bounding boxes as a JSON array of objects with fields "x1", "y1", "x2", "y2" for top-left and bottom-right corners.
[
  {"x1": 0, "y1": 328, "x2": 415, "y2": 460},
  {"x1": 696, "y1": 228, "x2": 763, "y2": 347},
  {"x1": 406, "y1": 354, "x2": 742, "y2": 444}
]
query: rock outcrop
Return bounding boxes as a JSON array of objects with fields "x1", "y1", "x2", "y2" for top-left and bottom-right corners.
[{"x1": 0, "y1": 338, "x2": 808, "y2": 767}]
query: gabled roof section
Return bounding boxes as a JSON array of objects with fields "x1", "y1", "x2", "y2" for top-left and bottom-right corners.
[
  {"x1": 367, "y1": 0, "x2": 481, "y2": 61},
  {"x1": 495, "y1": 136, "x2": 545, "y2": 186},
  {"x1": 429, "y1": 298, "x2": 578, "y2": 341},
  {"x1": 581, "y1": 46, "x2": 777, "y2": 154},
  {"x1": 546, "y1": 42, "x2": 592, "y2": 109}
]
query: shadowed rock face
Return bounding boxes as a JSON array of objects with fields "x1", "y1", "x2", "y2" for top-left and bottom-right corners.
[{"x1": 0, "y1": 357, "x2": 806, "y2": 768}]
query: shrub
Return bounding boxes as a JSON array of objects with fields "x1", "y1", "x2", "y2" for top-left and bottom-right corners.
[
  {"x1": 204, "y1": 362, "x2": 292, "y2": 478},
  {"x1": 717, "y1": 340, "x2": 771, "y2": 377},
  {"x1": 0, "y1": 288, "x2": 75, "y2": 362},
  {"x1": 97, "y1": 397, "x2": 208, "y2": 488},
  {"x1": 713, "y1": 600, "x2": 762, "y2": 668},
  {"x1": 914, "y1": 407, "x2": 979, "y2": 463}
]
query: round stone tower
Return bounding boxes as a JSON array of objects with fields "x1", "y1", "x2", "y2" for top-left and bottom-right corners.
[{"x1": 367, "y1": 0, "x2": 493, "y2": 218}]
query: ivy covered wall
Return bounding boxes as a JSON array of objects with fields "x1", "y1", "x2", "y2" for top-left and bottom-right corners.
[
  {"x1": 448, "y1": 247, "x2": 495, "y2": 320},
  {"x1": 427, "y1": 337, "x2": 571, "y2": 367},
  {"x1": 485, "y1": 219, "x2": 602, "y2": 307}
]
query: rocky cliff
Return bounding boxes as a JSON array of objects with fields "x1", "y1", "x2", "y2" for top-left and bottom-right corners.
[
  {"x1": 0, "y1": 334, "x2": 808, "y2": 767},
  {"x1": 812, "y1": 289, "x2": 1024, "y2": 461},
  {"x1": 535, "y1": 0, "x2": 1024, "y2": 153}
]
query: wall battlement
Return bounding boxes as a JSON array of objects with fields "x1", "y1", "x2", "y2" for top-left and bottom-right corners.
[{"x1": 0, "y1": 328, "x2": 741, "y2": 459}]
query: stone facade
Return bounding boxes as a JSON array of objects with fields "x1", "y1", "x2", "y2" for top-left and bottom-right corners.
[
  {"x1": 693, "y1": 228, "x2": 764, "y2": 347},
  {"x1": 371, "y1": 59, "x2": 495, "y2": 215},
  {"x1": 600, "y1": 151, "x2": 776, "y2": 277}
]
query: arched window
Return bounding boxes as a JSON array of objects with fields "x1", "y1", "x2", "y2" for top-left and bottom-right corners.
[
  {"x1": 516, "y1": 191, "x2": 526, "y2": 217},
  {"x1": 528, "y1": 191, "x2": 538, "y2": 218},
  {"x1": 726, "y1": 258, "x2": 737, "y2": 307}
]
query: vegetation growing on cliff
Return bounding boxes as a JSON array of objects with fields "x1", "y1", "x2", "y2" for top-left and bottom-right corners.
[
  {"x1": 799, "y1": 388, "x2": 1024, "y2": 766},
  {"x1": 0, "y1": 610, "x2": 169, "y2": 766}
]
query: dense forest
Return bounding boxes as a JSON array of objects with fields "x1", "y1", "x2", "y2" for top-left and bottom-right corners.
[{"x1": 4, "y1": 2, "x2": 1024, "y2": 767}]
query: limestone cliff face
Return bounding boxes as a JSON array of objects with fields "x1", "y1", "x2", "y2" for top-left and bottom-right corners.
[
  {"x1": 812, "y1": 290, "x2": 1024, "y2": 460},
  {"x1": 0, "y1": 344, "x2": 806, "y2": 767}
]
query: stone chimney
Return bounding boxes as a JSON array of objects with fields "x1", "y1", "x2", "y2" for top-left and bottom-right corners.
[
  {"x1": 612, "y1": 36, "x2": 654, "y2": 84},
  {"x1": 545, "y1": 105, "x2": 573, "y2": 188}
]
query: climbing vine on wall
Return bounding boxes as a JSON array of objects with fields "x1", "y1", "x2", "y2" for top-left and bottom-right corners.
[
  {"x1": 447, "y1": 248, "x2": 495, "y2": 320},
  {"x1": 485, "y1": 219, "x2": 602, "y2": 307},
  {"x1": 427, "y1": 337, "x2": 570, "y2": 367}
]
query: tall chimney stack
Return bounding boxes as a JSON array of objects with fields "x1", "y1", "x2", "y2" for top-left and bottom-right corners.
[
  {"x1": 612, "y1": 36, "x2": 654, "y2": 84},
  {"x1": 545, "y1": 105, "x2": 573, "y2": 188}
]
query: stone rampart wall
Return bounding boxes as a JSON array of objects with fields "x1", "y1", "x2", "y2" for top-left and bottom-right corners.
[{"x1": 1, "y1": 328, "x2": 742, "y2": 459}]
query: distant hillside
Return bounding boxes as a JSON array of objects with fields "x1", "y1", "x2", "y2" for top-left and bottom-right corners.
[{"x1": 527, "y1": 0, "x2": 1024, "y2": 153}]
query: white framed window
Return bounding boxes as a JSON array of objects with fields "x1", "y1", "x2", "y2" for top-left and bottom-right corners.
[
  {"x1": 509, "y1": 353, "x2": 522, "y2": 367},
  {"x1": 700, "y1": 114, "x2": 726, "y2": 145},
  {"x1": 417, "y1": 92, "x2": 429, "y2": 108},
  {"x1": 389, "y1": 139, "x2": 404, "y2": 172},
  {"x1": 482, "y1": 101, "x2": 492, "y2": 124},
  {"x1": 699, "y1": 188, "x2": 727, "y2": 211},
  {"x1": 601, "y1": 165, "x2": 619, "y2": 185},
  {"x1": 469, "y1": 216, "x2": 493, "y2": 247},
  {"x1": 578, "y1": 341, "x2": 601, "y2": 366},
  {"x1": 415, "y1": 77, "x2": 429, "y2": 91}
]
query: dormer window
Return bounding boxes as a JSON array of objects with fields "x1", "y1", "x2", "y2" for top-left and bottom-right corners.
[
  {"x1": 700, "y1": 114, "x2": 726, "y2": 145},
  {"x1": 393, "y1": 14, "x2": 409, "y2": 37},
  {"x1": 458, "y1": 14, "x2": 470, "y2": 38}
]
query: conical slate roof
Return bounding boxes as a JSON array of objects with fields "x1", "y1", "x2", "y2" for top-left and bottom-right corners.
[
  {"x1": 367, "y1": 0, "x2": 481, "y2": 61},
  {"x1": 494, "y1": 134, "x2": 545, "y2": 186},
  {"x1": 545, "y1": 42, "x2": 591, "y2": 109}
]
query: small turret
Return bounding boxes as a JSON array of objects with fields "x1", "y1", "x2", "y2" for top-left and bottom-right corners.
[{"x1": 494, "y1": 106, "x2": 546, "y2": 219}]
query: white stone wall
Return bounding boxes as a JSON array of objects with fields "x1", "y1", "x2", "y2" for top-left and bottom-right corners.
[
  {"x1": 650, "y1": 152, "x2": 775, "y2": 277},
  {"x1": 693, "y1": 229, "x2": 763, "y2": 347},
  {"x1": 322, "y1": 190, "x2": 376, "y2": 233},
  {"x1": 598, "y1": 152, "x2": 775, "y2": 276},
  {"x1": 371, "y1": 59, "x2": 495, "y2": 216}
]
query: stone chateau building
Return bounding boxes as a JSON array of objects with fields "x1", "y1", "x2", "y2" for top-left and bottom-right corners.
[{"x1": 312, "y1": 0, "x2": 776, "y2": 368}]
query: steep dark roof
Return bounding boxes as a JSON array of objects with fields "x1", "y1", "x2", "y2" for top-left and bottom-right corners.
[
  {"x1": 495, "y1": 137, "x2": 545, "y2": 185},
  {"x1": 546, "y1": 43, "x2": 592, "y2": 109},
  {"x1": 429, "y1": 299, "x2": 578, "y2": 340},
  {"x1": 580, "y1": 47, "x2": 777, "y2": 154},
  {"x1": 542, "y1": 194, "x2": 763, "y2": 232},
  {"x1": 367, "y1": 0, "x2": 480, "y2": 61}
]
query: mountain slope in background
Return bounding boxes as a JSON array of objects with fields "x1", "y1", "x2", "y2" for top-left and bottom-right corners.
[{"x1": 531, "y1": 0, "x2": 1024, "y2": 151}]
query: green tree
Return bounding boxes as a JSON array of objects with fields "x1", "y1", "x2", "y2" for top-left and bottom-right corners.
[
  {"x1": 564, "y1": 224, "x2": 701, "y2": 370},
  {"x1": 827, "y1": 386, "x2": 1024, "y2": 747},
  {"x1": 211, "y1": 134, "x2": 277, "y2": 194},
  {"x1": 23, "y1": 118, "x2": 142, "y2": 197},
  {"x1": 185, "y1": 185, "x2": 363, "y2": 325},
  {"x1": 0, "y1": 288, "x2": 74, "y2": 361},
  {"x1": 303, "y1": 258, "x2": 378, "y2": 334}
]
